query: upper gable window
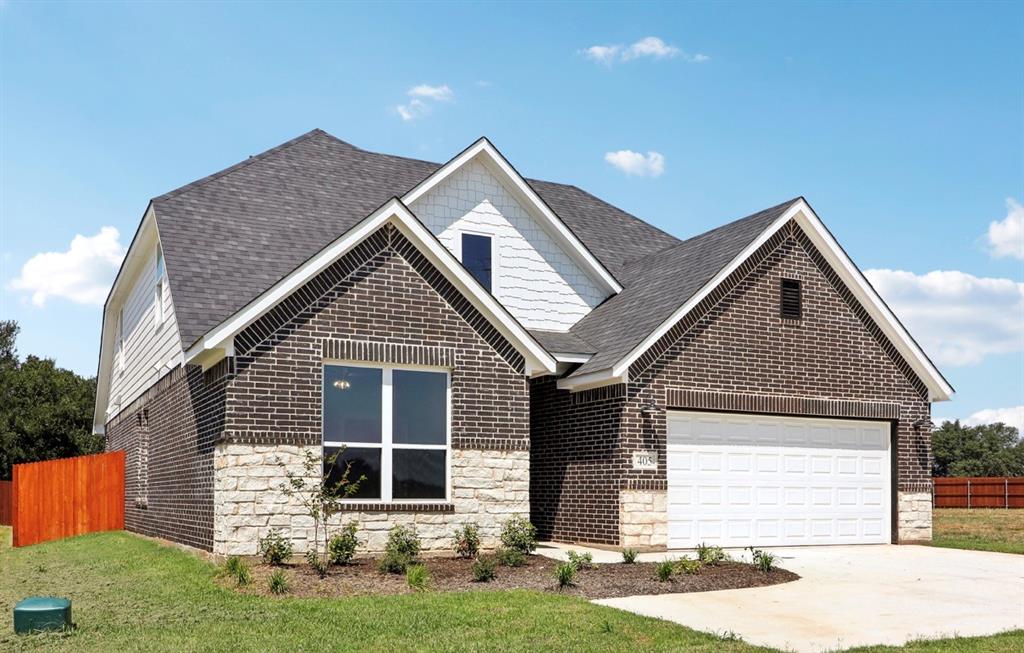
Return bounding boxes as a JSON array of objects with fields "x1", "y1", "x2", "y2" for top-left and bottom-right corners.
[
  {"x1": 780, "y1": 278, "x2": 802, "y2": 319},
  {"x1": 461, "y1": 233, "x2": 492, "y2": 292},
  {"x1": 154, "y1": 247, "x2": 167, "y2": 326}
]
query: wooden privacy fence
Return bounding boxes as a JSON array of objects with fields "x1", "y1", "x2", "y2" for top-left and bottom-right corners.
[
  {"x1": 933, "y1": 476, "x2": 1024, "y2": 508},
  {"x1": 0, "y1": 480, "x2": 11, "y2": 526},
  {"x1": 11, "y1": 451, "x2": 125, "y2": 547}
]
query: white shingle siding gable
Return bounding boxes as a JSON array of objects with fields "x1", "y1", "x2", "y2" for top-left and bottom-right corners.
[
  {"x1": 411, "y1": 159, "x2": 607, "y2": 330},
  {"x1": 107, "y1": 247, "x2": 183, "y2": 418}
]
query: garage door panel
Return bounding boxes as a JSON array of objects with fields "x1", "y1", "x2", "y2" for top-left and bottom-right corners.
[{"x1": 666, "y1": 411, "x2": 891, "y2": 548}]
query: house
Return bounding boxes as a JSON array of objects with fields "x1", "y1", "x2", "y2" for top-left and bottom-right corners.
[{"x1": 95, "y1": 129, "x2": 952, "y2": 555}]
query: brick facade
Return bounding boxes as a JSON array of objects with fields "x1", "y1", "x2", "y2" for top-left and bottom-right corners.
[
  {"x1": 108, "y1": 223, "x2": 531, "y2": 553},
  {"x1": 531, "y1": 220, "x2": 933, "y2": 546},
  {"x1": 104, "y1": 360, "x2": 229, "y2": 551}
]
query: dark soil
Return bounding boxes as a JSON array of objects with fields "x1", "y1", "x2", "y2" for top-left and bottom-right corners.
[{"x1": 230, "y1": 554, "x2": 799, "y2": 600}]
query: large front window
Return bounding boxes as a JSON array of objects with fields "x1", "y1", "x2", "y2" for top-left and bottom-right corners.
[{"x1": 323, "y1": 364, "x2": 449, "y2": 502}]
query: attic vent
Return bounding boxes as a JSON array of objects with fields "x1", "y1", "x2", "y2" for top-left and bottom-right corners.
[{"x1": 780, "y1": 278, "x2": 802, "y2": 319}]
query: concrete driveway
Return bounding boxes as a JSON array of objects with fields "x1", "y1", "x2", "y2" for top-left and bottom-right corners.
[{"x1": 592, "y1": 545, "x2": 1024, "y2": 652}]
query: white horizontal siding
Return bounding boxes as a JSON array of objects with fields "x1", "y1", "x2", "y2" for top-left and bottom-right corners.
[
  {"x1": 411, "y1": 159, "x2": 607, "y2": 330},
  {"x1": 107, "y1": 246, "x2": 183, "y2": 419}
]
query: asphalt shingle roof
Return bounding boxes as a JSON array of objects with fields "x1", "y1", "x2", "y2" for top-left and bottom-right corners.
[
  {"x1": 151, "y1": 128, "x2": 795, "y2": 377},
  {"x1": 566, "y1": 198, "x2": 800, "y2": 376}
]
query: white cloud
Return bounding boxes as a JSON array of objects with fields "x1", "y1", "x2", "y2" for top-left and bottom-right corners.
[
  {"x1": 407, "y1": 84, "x2": 454, "y2": 102},
  {"x1": 9, "y1": 227, "x2": 125, "y2": 307},
  {"x1": 396, "y1": 98, "x2": 428, "y2": 122},
  {"x1": 394, "y1": 84, "x2": 454, "y2": 122},
  {"x1": 582, "y1": 45, "x2": 621, "y2": 65},
  {"x1": 986, "y1": 197, "x2": 1024, "y2": 260},
  {"x1": 936, "y1": 406, "x2": 1024, "y2": 432},
  {"x1": 583, "y1": 37, "x2": 708, "y2": 65},
  {"x1": 623, "y1": 36, "x2": 680, "y2": 60},
  {"x1": 966, "y1": 406, "x2": 1024, "y2": 432},
  {"x1": 865, "y1": 268, "x2": 1024, "y2": 367},
  {"x1": 604, "y1": 150, "x2": 666, "y2": 177}
]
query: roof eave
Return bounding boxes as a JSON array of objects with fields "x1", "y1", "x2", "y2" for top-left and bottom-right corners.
[
  {"x1": 577, "y1": 198, "x2": 953, "y2": 403},
  {"x1": 184, "y1": 197, "x2": 558, "y2": 376}
]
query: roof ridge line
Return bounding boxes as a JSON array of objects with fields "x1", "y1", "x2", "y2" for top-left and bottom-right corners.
[
  {"x1": 152, "y1": 128, "x2": 328, "y2": 203},
  {"x1": 618, "y1": 197, "x2": 804, "y2": 268}
]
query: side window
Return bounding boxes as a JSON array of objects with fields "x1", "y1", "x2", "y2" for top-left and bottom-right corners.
[
  {"x1": 154, "y1": 247, "x2": 166, "y2": 325},
  {"x1": 461, "y1": 233, "x2": 492, "y2": 292},
  {"x1": 117, "y1": 307, "x2": 125, "y2": 374}
]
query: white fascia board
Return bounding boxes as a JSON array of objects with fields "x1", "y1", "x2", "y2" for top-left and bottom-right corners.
[
  {"x1": 93, "y1": 205, "x2": 159, "y2": 433},
  {"x1": 556, "y1": 368, "x2": 627, "y2": 392},
  {"x1": 793, "y1": 207, "x2": 953, "y2": 402},
  {"x1": 600, "y1": 198, "x2": 953, "y2": 402},
  {"x1": 552, "y1": 353, "x2": 592, "y2": 364},
  {"x1": 607, "y1": 204, "x2": 799, "y2": 383},
  {"x1": 402, "y1": 138, "x2": 623, "y2": 296},
  {"x1": 185, "y1": 199, "x2": 557, "y2": 375},
  {"x1": 388, "y1": 210, "x2": 557, "y2": 375}
]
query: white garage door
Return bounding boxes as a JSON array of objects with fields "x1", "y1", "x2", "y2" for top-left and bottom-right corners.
[{"x1": 667, "y1": 411, "x2": 891, "y2": 548}]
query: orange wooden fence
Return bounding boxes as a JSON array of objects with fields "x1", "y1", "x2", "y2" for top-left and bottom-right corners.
[
  {"x1": 0, "y1": 480, "x2": 11, "y2": 526},
  {"x1": 933, "y1": 476, "x2": 1024, "y2": 508},
  {"x1": 11, "y1": 451, "x2": 125, "y2": 547}
]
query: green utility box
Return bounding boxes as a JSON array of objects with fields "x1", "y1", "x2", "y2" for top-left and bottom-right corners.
[{"x1": 13, "y1": 597, "x2": 72, "y2": 634}]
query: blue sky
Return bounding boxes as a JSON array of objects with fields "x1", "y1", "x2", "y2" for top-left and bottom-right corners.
[{"x1": 1, "y1": 2, "x2": 1021, "y2": 427}]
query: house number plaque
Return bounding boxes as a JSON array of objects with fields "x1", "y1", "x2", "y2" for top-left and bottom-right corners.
[{"x1": 632, "y1": 450, "x2": 657, "y2": 471}]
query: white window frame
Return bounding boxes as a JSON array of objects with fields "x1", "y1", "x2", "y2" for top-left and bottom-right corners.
[
  {"x1": 154, "y1": 247, "x2": 166, "y2": 326},
  {"x1": 456, "y1": 230, "x2": 497, "y2": 295},
  {"x1": 117, "y1": 307, "x2": 125, "y2": 375},
  {"x1": 322, "y1": 360, "x2": 451, "y2": 504}
]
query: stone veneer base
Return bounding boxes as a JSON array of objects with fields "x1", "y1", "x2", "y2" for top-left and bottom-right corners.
[
  {"x1": 213, "y1": 444, "x2": 529, "y2": 556},
  {"x1": 897, "y1": 491, "x2": 933, "y2": 542},
  {"x1": 619, "y1": 489, "x2": 667, "y2": 550}
]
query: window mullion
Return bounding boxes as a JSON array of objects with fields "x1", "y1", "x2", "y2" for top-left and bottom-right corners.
[{"x1": 381, "y1": 368, "x2": 393, "y2": 502}]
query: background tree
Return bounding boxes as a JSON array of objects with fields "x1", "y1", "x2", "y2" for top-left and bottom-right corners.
[
  {"x1": 932, "y1": 419, "x2": 1024, "y2": 477},
  {"x1": 0, "y1": 320, "x2": 102, "y2": 479}
]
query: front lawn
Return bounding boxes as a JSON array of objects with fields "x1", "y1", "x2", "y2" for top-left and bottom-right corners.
[
  {"x1": 931, "y1": 508, "x2": 1024, "y2": 554},
  {"x1": 0, "y1": 527, "x2": 1021, "y2": 652}
]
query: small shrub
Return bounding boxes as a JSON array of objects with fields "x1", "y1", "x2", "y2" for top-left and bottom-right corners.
[
  {"x1": 386, "y1": 524, "x2": 422, "y2": 559},
  {"x1": 621, "y1": 548, "x2": 639, "y2": 564},
  {"x1": 656, "y1": 559, "x2": 674, "y2": 582},
  {"x1": 471, "y1": 555, "x2": 497, "y2": 582},
  {"x1": 566, "y1": 550, "x2": 593, "y2": 571},
  {"x1": 306, "y1": 548, "x2": 328, "y2": 578},
  {"x1": 328, "y1": 522, "x2": 359, "y2": 566},
  {"x1": 452, "y1": 523, "x2": 480, "y2": 559},
  {"x1": 696, "y1": 542, "x2": 728, "y2": 566},
  {"x1": 748, "y1": 547, "x2": 777, "y2": 573},
  {"x1": 500, "y1": 515, "x2": 537, "y2": 554},
  {"x1": 406, "y1": 564, "x2": 431, "y2": 592},
  {"x1": 554, "y1": 561, "x2": 576, "y2": 588},
  {"x1": 675, "y1": 556, "x2": 702, "y2": 575},
  {"x1": 378, "y1": 550, "x2": 411, "y2": 574},
  {"x1": 222, "y1": 555, "x2": 251, "y2": 586},
  {"x1": 379, "y1": 524, "x2": 421, "y2": 574},
  {"x1": 497, "y1": 547, "x2": 527, "y2": 568},
  {"x1": 258, "y1": 529, "x2": 294, "y2": 566},
  {"x1": 268, "y1": 569, "x2": 289, "y2": 595}
]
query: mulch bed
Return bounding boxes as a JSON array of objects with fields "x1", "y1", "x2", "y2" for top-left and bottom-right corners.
[{"x1": 228, "y1": 554, "x2": 799, "y2": 600}]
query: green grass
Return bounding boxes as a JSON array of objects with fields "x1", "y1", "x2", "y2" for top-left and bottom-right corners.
[
  {"x1": 0, "y1": 527, "x2": 1020, "y2": 652},
  {"x1": 931, "y1": 509, "x2": 1024, "y2": 555}
]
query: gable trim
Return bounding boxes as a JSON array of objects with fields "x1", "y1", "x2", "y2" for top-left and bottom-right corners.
[
  {"x1": 560, "y1": 199, "x2": 953, "y2": 401},
  {"x1": 183, "y1": 198, "x2": 557, "y2": 376},
  {"x1": 401, "y1": 137, "x2": 623, "y2": 296}
]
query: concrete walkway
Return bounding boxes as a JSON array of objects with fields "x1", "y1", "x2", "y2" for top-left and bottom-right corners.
[{"x1": 541, "y1": 543, "x2": 1024, "y2": 652}]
